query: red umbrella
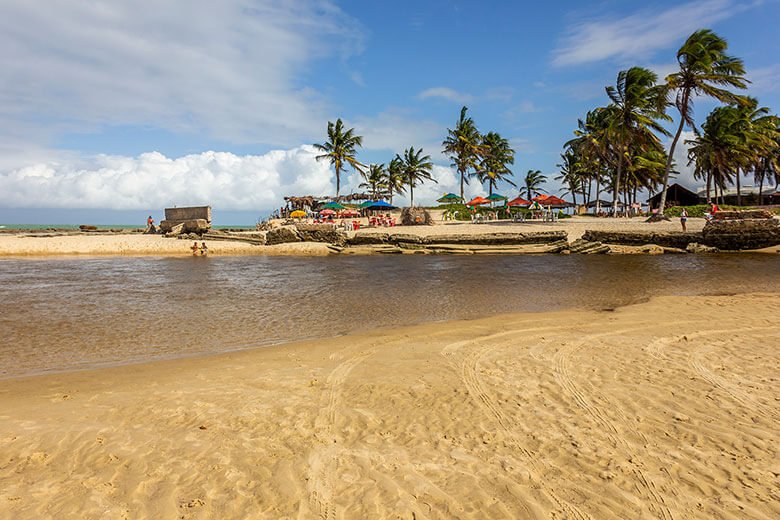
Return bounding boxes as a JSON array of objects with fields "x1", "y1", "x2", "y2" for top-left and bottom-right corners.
[
  {"x1": 508, "y1": 196, "x2": 531, "y2": 207},
  {"x1": 466, "y1": 196, "x2": 491, "y2": 206},
  {"x1": 320, "y1": 209, "x2": 336, "y2": 216},
  {"x1": 532, "y1": 195, "x2": 570, "y2": 207}
]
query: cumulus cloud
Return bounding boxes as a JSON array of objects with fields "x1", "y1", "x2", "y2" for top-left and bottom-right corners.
[
  {"x1": 552, "y1": 0, "x2": 755, "y2": 67},
  {"x1": 0, "y1": 146, "x2": 498, "y2": 211},
  {"x1": 351, "y1": 110, "x2": 445, "y2": 159},
  {"x1": 0, "y1": 0, "x2": 362, "y2": 147},
  {"x1": 417, "y1": 87, "x2": 473, "y2": 104},
  {"x1": 0, "y1": 146, "x2": 337, "y2": 211}
]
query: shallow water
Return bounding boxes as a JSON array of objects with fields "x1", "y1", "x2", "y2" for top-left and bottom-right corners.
[{"x1": 1, "y1": 254, "x2": 779, "y2": 379}]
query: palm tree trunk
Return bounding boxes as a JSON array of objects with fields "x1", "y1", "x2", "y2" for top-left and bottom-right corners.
[
  {"x1": 736, "y1": 169, "x2": 742, "y2": 206},
  {"x1": 460, "y1": 170, "x2": 465, "y2": 201},
  {"x1": 410, "y1": 183, "x2": 414, "y2": 207},
  {"x1": 758, "y1": 172, "x2": 765, "y2": 206},
  {"x1": 613, "y1": 156, "x2": 623, "y2": 218},
  {"x1": 658, "y1": 102, "x2": 688, "y2": 215},
  {"x1": 336, "y1": 165, "x2": 341, "y2": 197},
  {"x1": 706, "y1": 171, "x2": 712, "y2": 203},
  {"x1": 595, "y1": 179, "x2": 601, "y2": 215}
]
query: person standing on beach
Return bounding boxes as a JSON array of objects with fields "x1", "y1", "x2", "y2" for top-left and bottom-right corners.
[{"x1": 680, "y1": 207, "x2": 688, "y2": 231}]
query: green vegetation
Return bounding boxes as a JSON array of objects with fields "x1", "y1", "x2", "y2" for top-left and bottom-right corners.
[
  {"x1": 663, "y1": 204, "x2": 743, "y2": 218},
  {"x1": 314, "y1": 119, "x2": 365, "y2": 197}
]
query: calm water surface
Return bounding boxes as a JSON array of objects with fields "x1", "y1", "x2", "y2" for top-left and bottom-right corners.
[{"x1": 1, "y1": 254, "x2": 778, "y2": 379}]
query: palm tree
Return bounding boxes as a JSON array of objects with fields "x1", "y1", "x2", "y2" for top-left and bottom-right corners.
[
  {"x1": 603, "y1": 66, "x2": 671, "y2": 216},
  {"x1": 399, "y1": 147, "x2": 436, "y2": 207},
  {"x1": 521, "y1": 170, "x2": 547, "y2": 200},
  {"x1": 385, "y1": 156, "x2": 406, "y2": 205},
  {"x1": 313, "y1": 118, "x2": 365, "y2": 197},
  {"x1": 359, "y1": 163, "x2": 387, "y2": 200},
  {"x1": 476, "y1": 131, "x2": 516, "y2": 195},
  {"x1": 657, "y1": 29, "x2": 749, "y2": 212},
  {"x1": 686, "y1": 106, "x2": 741, "y2": 205},
  {"x1": 443, "y1": 106, "x2": 482, "y2": 200},
  {"x1": 555, "y1": 150, "x2": 584, "y2": 207},
  {"x1": 731, "y1": 99, "x2": 780, "y2": 205}
]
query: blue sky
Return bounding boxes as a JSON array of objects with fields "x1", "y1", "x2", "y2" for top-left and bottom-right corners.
[{"x1": 1, "y1": 0, "x2": 779, "y2": 224}]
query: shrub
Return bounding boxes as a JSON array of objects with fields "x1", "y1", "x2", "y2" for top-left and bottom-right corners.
[{"x1": 664, "y1": 204, "x2": 746, "y2": 218}]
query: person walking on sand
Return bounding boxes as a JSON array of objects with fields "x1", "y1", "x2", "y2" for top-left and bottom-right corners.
[
  {"x1": 190, "y1": 241, "x2": 199, "y2": 255},
  {"x1": 680, "y1": 207, "x2": 688, "y2": 231},
  {"x1": 200, "y1": 242, "x2": 208, "y2": 256}
]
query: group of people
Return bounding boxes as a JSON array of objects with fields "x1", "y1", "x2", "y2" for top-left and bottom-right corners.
[
  {"x1": 190, "y1": 241, "x2": 208, "y2": 256},
  {"x1": 679, "y1": 202, "x2": 719, "y2": 231}
]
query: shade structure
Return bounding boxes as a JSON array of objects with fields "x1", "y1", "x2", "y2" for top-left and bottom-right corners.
[
  {"x1": 319, "y1": 209, "x2": 336, "y2": 216},
  {"x1": 486, "y1": 193, "x2": 508, "y2": 201},
  {"x1": 532, "y1": 194, "x2": 570, "y2": 207},
  {"x1": 338, "y1": 209, "x2": 361, "y2": 218},
  {"x1": 290, "y1": 210, "x2": 306, "y2": 218},
  {"x1": 320, "y1": 202, "x2": 346, "y2": 210},
  {"x1": 437, "y1": 193, "x2": 463, "y2": 203},
  {"x1": 364, "y1": 200, "x2": 397, "y2": 210},
  {"x1": 358, "y1": 200, "x2": 375, "y2": 209},
  {"x1": 507, "y1": 196, "x2": 531, "y2": 207},
  {"x1": 466, "y1": 196, "x2": 491, "y2": 206}
]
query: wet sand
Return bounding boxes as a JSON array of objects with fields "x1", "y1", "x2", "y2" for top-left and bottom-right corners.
[{"x1": 1, "y1": 293, "x2": 778, "y2": 519}]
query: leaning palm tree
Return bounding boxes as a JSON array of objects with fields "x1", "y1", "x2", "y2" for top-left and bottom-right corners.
[
  {"x1": 313, "y1": 118, "x2": 365, "y2": 197},
  {"x1": 359, "y1": 163, "x2": 388, "y2": 200},
  {"x1": 385, "y1": 156, "x2": 406, "y2": 204},
  {"x1": 476, "y1": 131, "x2": 516, "y2": 195},
  {"x1": 656, "y1": 29, "x2": 749, "y2": 212},
  {"x1": 521, "y1": 170, "x2": 547, "y2": 200},
  {"x1": 400, "y1": 146, "x2": 436, "y2": 207},
  {"x1": 443, "y1": 106, "x2": 482, "y2": 200},
  {"x1": 603, "y1": 66, "x2": 671, "y2": 216}
]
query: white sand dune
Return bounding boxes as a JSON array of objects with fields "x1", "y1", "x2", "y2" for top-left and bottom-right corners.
[{"x1": 1, "y1": 293, "x2": 779, "y2": 518}]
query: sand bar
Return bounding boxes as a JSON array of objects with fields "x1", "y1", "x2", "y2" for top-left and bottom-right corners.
[{"x1": 1, "y1": 293, "x2": 778, "y2": 518}]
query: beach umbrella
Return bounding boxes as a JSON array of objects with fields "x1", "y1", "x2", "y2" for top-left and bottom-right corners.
[
  {"x1": 466, "y1": 196, "x2": 491, "y2": 206},
  {"x1": 320, "y1": 209, "x2": 336, "y2": 216},
  {"x1": 358, "y1": 200, "x2": 375, "y2": 209},
  {"x1": 290, "y1": 210, "x2": 306, "y2": 218},
  {"x1": 486, "y1": 193, "x2": 508, "y2": 202},
  {"x1": 437, "y1": 193, "x2": 463, "y2": 203},
  {"x1": 508, "y1": 196, "x2": 530, "y2": 207},
  {"x1": 320, "y1": 202, "x2": 346, "y2": 210},
  {"x1": 364, "y1": 200, "x2": 397, "y2": 210}
]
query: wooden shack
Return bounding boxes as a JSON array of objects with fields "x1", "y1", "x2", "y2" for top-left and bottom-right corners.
[{"x1": 160, "y1": 206, "x2": 212, "y2": 234}]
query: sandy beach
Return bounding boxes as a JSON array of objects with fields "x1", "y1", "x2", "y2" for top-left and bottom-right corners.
[
  {"x1": 1, "y1": 292, "x2": 778, "y2": 519},
  {"x1": 0, "y1": 216, "x2": 720, "y2": 257}
]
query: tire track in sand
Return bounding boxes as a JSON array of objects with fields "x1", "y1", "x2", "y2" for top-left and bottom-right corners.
[
  {"x1": 552, "y1": 323, "x2": 676, "y2": 520},
  {"x1": 444, "y1": 325, "x2": 593, "y2": 520}
]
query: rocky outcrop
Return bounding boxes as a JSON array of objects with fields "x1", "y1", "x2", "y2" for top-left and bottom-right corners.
[
  {"x1": 582, "y1": 231, "x2": 701, "y2": 249},
  {"x1": 701, "y1": 217, "x2": 780, "y2": 250},
  {"x1": 265, "y1": 226, "x2": 302, "y2": 245},
  {"x1": 686, "y1": 242, "x2": 719, "y2": 254},
  {"x1": 713, "y1": 210, "x2": 773, "y2": 221},
  {"x1": 160, "y1": 219, "x2": 210, "y2": 234},
  {"x1": 422, "y1": 231, "x2": 567, "y2": 246},
  {"x1": 347, "y1": 233, "x2": 391, "y2": 245},
  {"x1": 569, "y1": 238, "x2": 610, "y2": 254},
  {"x1": 295, "y1": 224, "x2": 348, "y2": 247}
]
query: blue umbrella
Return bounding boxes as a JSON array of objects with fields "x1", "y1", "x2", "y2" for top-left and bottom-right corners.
[{"x1": 365, "y1": 200, "x2": 397, "y2": 210}]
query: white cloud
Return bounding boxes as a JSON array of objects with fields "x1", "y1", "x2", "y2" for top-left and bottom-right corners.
[
  {"x1": 747, "y1": 64, "x2": 780, "y2": 95},
  {"x1": 417, "y1": 87, "x2": 473, "y2": 104},
  {"x1": 0, "y1": 146, "x2": 338, "y2": 211},
  {"x1": 0, "y1": 0, "x2": 362, "y2": 148},
  {"x1": 351, "y1": 110, "x2": 445, "y2": 159},
  {"x1": 552, "y1": 0, "x2": 751, "y2": 67},
  {"x1": 671, "y1": 131, "x2": 702, "y2": 191}
]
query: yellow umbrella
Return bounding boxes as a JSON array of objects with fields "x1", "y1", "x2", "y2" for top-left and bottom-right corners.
[{"x1": 290, "y1": 210, "x2": 306, "y2": 218}]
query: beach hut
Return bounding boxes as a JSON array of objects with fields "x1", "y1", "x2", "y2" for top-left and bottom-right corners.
[{"x1": 647, "y1": 183, "x2": 701, "y2": 210}]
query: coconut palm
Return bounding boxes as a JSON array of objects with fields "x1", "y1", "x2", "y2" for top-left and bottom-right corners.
[
  {"x1": 443, "y1": 106, "x2": 482, "y2": 200},
  {"x1": 359, "y1": 164, "x2": 388, "y2": 200},
  {"x1": 313, "y1": 118, "x2": 365, "y2": 197},
  {"x1": 520, "y1": 170, "x2": 547, "y2": 200},
  {"x1": 686, "y1": 106, "x2": 741, "y2": 204},
  {"x1": 476, "y1": 131, "x2": 516, "y2": 195},
  {"x1": 399, "y1": 147, "x2": 436, "y2": 207},
  {"x1": 385, "y1": 156, "x2": 406, "y2": 205},
  {"x1": 657, "y1": 29, "x2": 749, "y2": 212},
  {"x1": 603, "y1": 66, "x2": 671, "y2": 216},
  {"x1": 555, "y1": 150, "x2": 584, "y2": 207},
  {"x1": 731, "y1": 99, "x2": 780, "y2": 205}
]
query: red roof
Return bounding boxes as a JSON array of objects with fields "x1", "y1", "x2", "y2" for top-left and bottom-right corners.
[
  {"x1": 507, "y1": 196, "x2": 531, "y2": 206},
  {"x1": 466, "y1": 196, "x2": 491, "y2": 206}
]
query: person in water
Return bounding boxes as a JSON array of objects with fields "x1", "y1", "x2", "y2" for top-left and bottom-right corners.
[
  {"x1": 200, "y1": 242, "x2": 208, "y2": 256},
  {"x1": 190, "y1": 241, "x2": 199, "y2": 255}
]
